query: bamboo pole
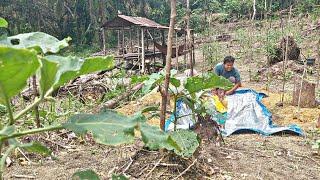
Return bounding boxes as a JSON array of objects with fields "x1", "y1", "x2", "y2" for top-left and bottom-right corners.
[
  {"x1": 281, "y1": 6, "x2": 292, "y2": 103},
  {"x1": 102, "y1": 28, "x2": 106, "y2": 55},
  {"x1": 141, "y1": 28, "x2": 145, "y2": 73},
  {"x1": 316, "y1": 39, "x2": 320, "y2": 88},
  {"x1": 117, "y1": 30, "x2": 120, "y2": 54},
  {"x1": 175, "y1": 31, "x2": 179, "y2": 70},
  {"x1": 122, "y1": 27, "x2": 125, "y2": 55}
]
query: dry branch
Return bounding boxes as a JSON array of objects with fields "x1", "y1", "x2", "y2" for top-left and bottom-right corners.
[
  {"x1": 103, "y1": 83, "x2": 144, "y2": 109},
  {"x1": 172, "y1": 158, "x2": 197, "y2": 180}
]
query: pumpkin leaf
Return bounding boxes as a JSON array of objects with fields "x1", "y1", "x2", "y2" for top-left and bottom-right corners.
[
  {"x1": 40, "y1": 55, "x2": 114, "y2": 96},
  {"x1": 0, "y1": 47, "x2": 39, "y2": 104},
  {"x1": 63, "y1": 110, "x2": 143, "y2": 146},
  {"x1": 72, "y1": 169, "x2": 100, "y2": 180},
  {"x1": 7, "y1": 32, "x2": 71, "y2": 54},
  {"x1": 185, "y1": 72, "x2": 233, "y2": 94}
]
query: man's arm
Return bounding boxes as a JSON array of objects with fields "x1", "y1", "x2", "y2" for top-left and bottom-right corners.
[
  {"x1": 226, "y1": 68, "x2": 241, "y2": 95},
  {"x1": 225, "y1": 82, "x2": 241, "y2": 95},
  {"x1": 214, "y1": 63, "x2": 221, "y2": 75}
]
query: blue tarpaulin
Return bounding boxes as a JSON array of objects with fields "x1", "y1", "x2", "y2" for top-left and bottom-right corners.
[
  {"x1": 223, "y1": 89, "x2": 304, "y2": 136},
  {"x1": 165, "y1": 89, "x2": 304, "y2": 136}
]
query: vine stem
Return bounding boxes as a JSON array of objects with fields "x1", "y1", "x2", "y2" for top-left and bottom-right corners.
[
  {"x1": 0, "y1": 145, "x2": 16, "y2": 178},
  {"x1": 173, "y1": 95, "x2": 178, "y2": 131},
  {"x1": 13, "y1": 97, "x2": 42, "y2": 121},
  {"x1": 13, "y1": 88, "x2": 54, "y2": 121},
  {"x1": 1, "y1": 125, "x2": 64, "y2": 141},
  {"x1": 0, "y1": 83, "x2": 14, "y2": 125}
]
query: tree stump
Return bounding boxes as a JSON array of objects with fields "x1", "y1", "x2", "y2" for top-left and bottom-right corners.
[
  {"x1": 292, "y1": 76, "x2": 316, "y2": 108},
  {"x1": 268, "y1": 36, "x2": 300, "y2": 66}
]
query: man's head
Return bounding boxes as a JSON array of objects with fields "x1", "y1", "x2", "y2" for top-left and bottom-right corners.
[{"x1": 223, "y1": 56, "x2": 235, "y2": 72}]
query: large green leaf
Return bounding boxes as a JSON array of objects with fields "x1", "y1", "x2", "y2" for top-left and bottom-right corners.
[
  {"x1": 140, "y1": 123, "x2": 180, "y2": 151},
  {"x1": 21, "y1": 142, "x2": 52, "y2": 156},
  {"x1": 0, "y1": 47, "x2": 40, "y2": 104},
  {"x1": 185, "y1": 73, "x2": 233, "y2": 94},
  {"x1": 39, "y1": 58, "x2": 58, "y2": 97},
  {"x1": 169, "y1": 130, "x2": 199, "y2": 157},
  {"x1": 8, "y1": 139, "x2": 51, "y2": 156},
  {"x1": 0, "y1": 18, "x2": 8, "y2": 28},
  {"x1": 63, "y1": 110, "x2": 142, "y2": 146},
  {"x1": 142, "y1": 69, "x2": 180, "y2": 94},
  {"x1": 72, "y1": 169, "x2": 100, "y2": 180},
  {"x1": 7, "y1": 32, "x2": 71, "y2": 54},
  {"x1": 0, "y1": 126, "x2": 14, "y2": 137},
  {"x1": 170, "y1": 77, "x2": 181, "y2": 88},
  {"x1": 40, "y1": 55, "x2": 114, "y2": 96},
  {"x1": 142, "y1": 72, "x2": 163, "y2": 94}
]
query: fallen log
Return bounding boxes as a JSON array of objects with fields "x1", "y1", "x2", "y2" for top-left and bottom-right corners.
[{"x1": 103, "y1": 83, "x2": 144, "y2": 109}]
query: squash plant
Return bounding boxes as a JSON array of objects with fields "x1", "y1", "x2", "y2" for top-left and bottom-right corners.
[{"x1": 0, "y1": 18, "x2": 203, "y2": 178}]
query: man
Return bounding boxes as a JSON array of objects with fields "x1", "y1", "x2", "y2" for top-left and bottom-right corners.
[{"x1": 214, "y1": 56, "x2": 241, "y2": 95}]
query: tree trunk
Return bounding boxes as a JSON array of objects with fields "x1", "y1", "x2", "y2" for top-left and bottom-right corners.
[
  {"x1": 160, "y1": 0, "x2": 176, "y2": 130},
  {"x1": 292, "y1": 76, "x2": 316, "y2": 108},
  {"x1": 252, "y1": 0, "x2": 256, "y2": 20},
  {"x1": 186, "y1": 0, "x2": 193, "y2": 76},
  {"x1": 316, "y1": 39, "x2": 320, "y2": 87},
  {"x1": 98, "y1": 0, "x2": 107, "y2": 50},
  {"x1": 88, "y1": 0, "x2": 98, "y2": 44}
]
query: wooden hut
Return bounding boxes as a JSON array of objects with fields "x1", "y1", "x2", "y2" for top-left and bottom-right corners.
[{"x1": 101, "y1": 14, "x2": 194, "y2": 73}]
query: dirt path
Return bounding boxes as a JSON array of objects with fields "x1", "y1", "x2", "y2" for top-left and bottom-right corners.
[{"x1": 5, "y1": 134, "x2": 320, "y2": 179}]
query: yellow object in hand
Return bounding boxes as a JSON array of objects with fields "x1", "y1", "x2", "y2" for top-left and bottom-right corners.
[{"x1": 213, "y1": 95, "x2": 227, "y2": 113}]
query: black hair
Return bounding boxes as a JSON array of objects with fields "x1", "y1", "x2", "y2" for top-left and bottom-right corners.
[{"x1": 223, "y1": 56, "x2": 235, "y2": 64}]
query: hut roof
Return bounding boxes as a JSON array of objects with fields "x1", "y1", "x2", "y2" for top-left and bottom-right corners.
[{"x1": 102, "y1": 15, "x2": 168, "y2": 29}]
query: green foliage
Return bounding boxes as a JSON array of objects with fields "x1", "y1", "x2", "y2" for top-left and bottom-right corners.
[
  {"x1": 142, "y1": 69, "x2": 178, "y2": 94},
  {"x1": 0, "y1": 126, "x2": 14, "y2": 137},
  {"x1": 296, "y1": 0, "x2": 320, "y2": 14},
  {"x1": 223, "y1": 0, "x2": 253, "y2": 18},
  {"x1": 0, "y1": 47, "x2": 39, "y2": 104},
  {"x1": 112, "y1": 174, "x2": 128, "y2": 180},
  {"x1": 140, "y1": 123, "x2": 180, "y2": 152},
  {"x1": 0, "y1": 104, "x2": 7, "y2": 116},
  {"x1": 40, "y1": 55, "x2": 114, "y2": 95},
  {"x1": 312, "y1": 139, "x2": 320, "y2": 151},
  {"x1": 0, "y1": 18, "x2": 8, "y2": 28},
  {"x1": 64, "y1": 109, "x2": 198, "y2": 157},
  {"x1": 0, "y1": 30, "x2": 115, "y2": 177},
  {"x1": 169, "y1": 130, "x2": 199, "y2": 157},
  {"x1": 203, "y1": 42, "x2": 224, "y2": 67},
  {"x1": 142, "y1": 72, "x2": 163, "y2": 94},
  {"x1": 131, "y1": 75, "x2": 149, "y2": 85},
  {"x1": 6, "y1": 32, "x2": 71, "y2": 54},
  {"x1": 63, "y1": 110, "x2": 141, "y2": 145},
  {"x1": 9, "y1": 139, "x2": 51, "y2": 156},
  {"x1": 185, "y1": 73, "x2": 233, "y2": 94},
  {"x1": 72, "y1": 169, "x2": 100, "y2": 180}
]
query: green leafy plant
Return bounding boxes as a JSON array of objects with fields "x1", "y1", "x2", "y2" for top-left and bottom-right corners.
[
  {"x1": 72, "y1": 169, "x2": 100, "y2": 180},
  {"x1": 312, "y1": 139, "x2": 320, "y2": 154},
  {"x1": 0, "y1": 19, "x2": 115, "y2": 177},
  {"x1": 0, "y1": 18, "x2": 8, "y2": 28}
]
